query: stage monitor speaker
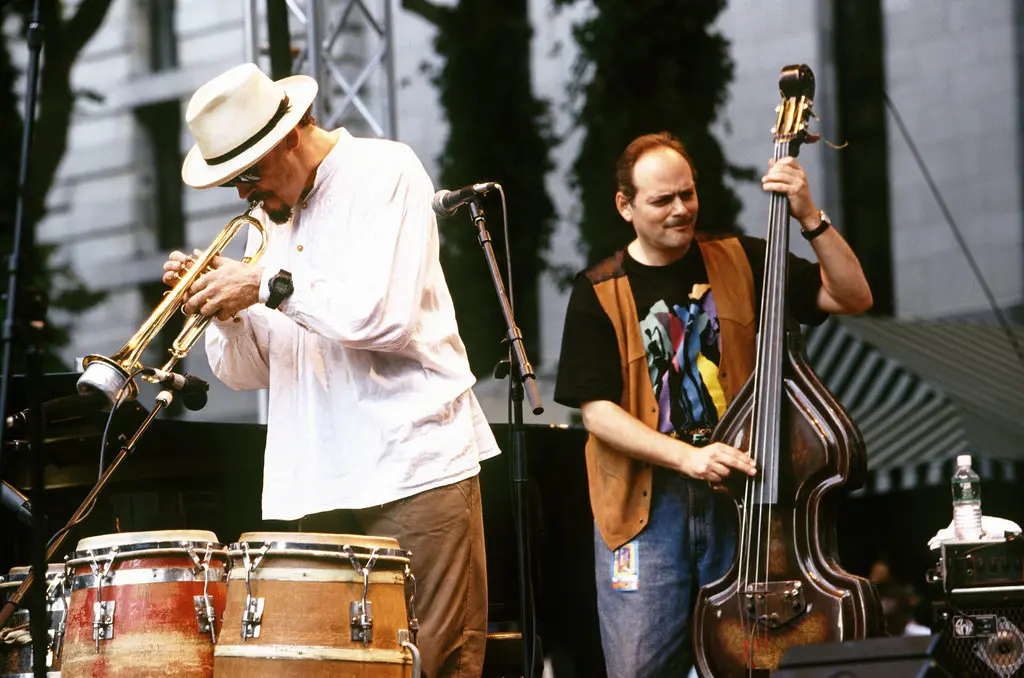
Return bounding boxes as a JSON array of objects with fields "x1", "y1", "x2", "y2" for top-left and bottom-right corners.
[
  {"x1": 775, "y1": 634, "x2": 954, "y2": 677},
  {"x1": 936, "y1": 589, "x2": 1024, "y2": 678}
]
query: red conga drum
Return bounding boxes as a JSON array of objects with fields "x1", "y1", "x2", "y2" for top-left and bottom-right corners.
[
  {"x1": 0, "y1": 563, "x2": 67, "y2": 678},
  {"x1": 213, "y1": 532, "x2": 421, "y2": 678},
  {"x1": 61, "y1": 530, "x2": 228, "y2": 677}
]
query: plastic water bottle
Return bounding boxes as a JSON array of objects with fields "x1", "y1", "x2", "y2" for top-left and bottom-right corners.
[{"x1": 951, "y1": 454, "x2": 983, "y2": 541}]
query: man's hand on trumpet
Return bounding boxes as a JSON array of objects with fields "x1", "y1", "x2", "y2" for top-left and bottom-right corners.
[{"x1": 162, "y1": 250, "x2": 262, "y2": 321}]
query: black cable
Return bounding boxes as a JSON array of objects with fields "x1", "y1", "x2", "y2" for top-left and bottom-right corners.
[
  {"x1": 883, "y1": 91, "x2": 1024, "y2": 371},
  {"x1": 46, "y1": 369, "x2": 139, "y2": 552}
]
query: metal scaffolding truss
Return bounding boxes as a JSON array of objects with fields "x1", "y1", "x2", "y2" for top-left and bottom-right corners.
[{"x1": 244, "y1": 0, "x2": 397, "y2": 139}]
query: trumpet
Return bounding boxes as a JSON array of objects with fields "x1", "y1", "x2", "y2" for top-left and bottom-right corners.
[{"x1": 77, "y1": 203, "x2": 269, "y2": 403}]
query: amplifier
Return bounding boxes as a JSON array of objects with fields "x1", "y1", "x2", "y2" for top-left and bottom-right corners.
[
  {"x1": 935, "y1": 586, "x2": 1024, "y2": 677},
  {"x1": 939, "y1": 537, "x2": 1024, "y2": 593}
]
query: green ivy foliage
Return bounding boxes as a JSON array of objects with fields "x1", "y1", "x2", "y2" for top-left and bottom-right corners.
[
  {"x1": 404, "y1": 0, "x2": 557, "y2": 378},
  {"x1": 554, "y1": 0, "x2": 754, "y2": 264}
]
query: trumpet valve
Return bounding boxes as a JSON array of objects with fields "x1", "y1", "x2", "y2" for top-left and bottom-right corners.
[{"x1": 175, "y1": 255, "x2": 197, "y2": 280}]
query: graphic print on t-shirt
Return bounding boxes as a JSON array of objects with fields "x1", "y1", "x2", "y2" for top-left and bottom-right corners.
[{"x1": 638, "y1": 283, "x2": 727, "y2": 434}]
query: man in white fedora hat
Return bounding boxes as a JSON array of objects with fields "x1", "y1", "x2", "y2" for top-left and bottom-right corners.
[{"x1": 162, "y1": 62, "x2": 497, "y2": 677}]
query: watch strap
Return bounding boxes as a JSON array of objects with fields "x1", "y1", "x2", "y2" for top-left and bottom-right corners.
[{"x1": 801, "y1": 211, "x2": 831, "y2": 241}]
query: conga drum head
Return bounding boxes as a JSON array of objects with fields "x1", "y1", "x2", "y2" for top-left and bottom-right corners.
[
  {"x1": 234, "y1": 531, "x2": 401, "y2": 550},
  {"x1": 73, "y1": 529, "x2": 221, "y2": 554}
]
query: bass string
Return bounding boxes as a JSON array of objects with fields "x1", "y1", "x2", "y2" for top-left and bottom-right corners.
[{"x1": 738, "y1": 138, "x2": 790, "y2": 663}]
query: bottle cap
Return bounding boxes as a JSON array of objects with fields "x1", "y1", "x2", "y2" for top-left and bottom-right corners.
[{"x1": 956, "y1": 455, "x2": 972, "y2": 468}]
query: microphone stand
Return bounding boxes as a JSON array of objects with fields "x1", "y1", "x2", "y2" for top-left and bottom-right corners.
[
  {"x1": 466, "y1": 198, "x2": 544, "y2": 678},
  {"x1": 0, "y1": 390, "x2": 176, "y2": 633},
  {"x1": 0, "y1": 1, "x2": 50, "y2": 676}
]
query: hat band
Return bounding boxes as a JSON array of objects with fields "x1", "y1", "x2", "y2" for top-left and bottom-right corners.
[{"x1": 204, "y1": 94, "x2": 292, "y2": 166}]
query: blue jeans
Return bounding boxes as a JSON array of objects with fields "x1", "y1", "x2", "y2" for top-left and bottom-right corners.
[{"x1": 593, "y1": 468, "x2": 738, "y2": 678}]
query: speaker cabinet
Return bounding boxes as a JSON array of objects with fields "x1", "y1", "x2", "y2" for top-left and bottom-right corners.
[
  {"x1": 936, "y1": 590, "x2": 1024, "y2": 677},
  {"x1": 775, "y1": 634, "x2": 954, "y2": 677}
]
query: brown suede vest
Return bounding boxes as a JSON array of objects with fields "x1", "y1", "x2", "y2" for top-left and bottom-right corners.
[{"x1": 584, "y1": 236, "x2": 757, "y2": 550}]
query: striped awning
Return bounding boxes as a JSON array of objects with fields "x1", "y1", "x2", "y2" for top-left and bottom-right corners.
[{"x1": 803, "y1": 317, "x2": 1024, "y2": 494}]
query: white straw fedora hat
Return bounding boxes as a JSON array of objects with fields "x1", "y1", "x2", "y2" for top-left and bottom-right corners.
[{"x1": 181, "y1": 63, "x2": 319, "y2": 189}]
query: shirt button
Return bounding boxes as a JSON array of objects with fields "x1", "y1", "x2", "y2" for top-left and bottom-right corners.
[
  {"x1": 232, "y1": 316, "x2": 241, "y2": 324},
  {"x1": 302, "y1": 201, "x2": 308, "y2": 209},
  {"x1": 297, "y1": 245, "x2": 304, "y2": 252}
]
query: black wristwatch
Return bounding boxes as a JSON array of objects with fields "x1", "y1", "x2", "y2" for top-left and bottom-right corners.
[
  {"x1": 266, "y1": 269, "x2": 294, "y2": 310},
  {"x1": 801, "y1": 209, "x2": 832, "y2": 241}
]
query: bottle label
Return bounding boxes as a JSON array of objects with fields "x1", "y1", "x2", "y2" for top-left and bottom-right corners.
[{"x1": 953, "y1": 480, "x2": 980, "y2": 502}]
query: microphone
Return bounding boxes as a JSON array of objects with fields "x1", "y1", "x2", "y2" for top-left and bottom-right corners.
[
  {"x1": 5, "y1": 390, "x2": 109, "y2": 433},
  {"x1": 431, "y1": 182, "x2": 498, "y2": 217},
  {"x1": 145, "y1": 369, "x2": 210, "y2": 411},
  {"x1": 0, "y1": 480, "x2": 32, "y2": 526}
]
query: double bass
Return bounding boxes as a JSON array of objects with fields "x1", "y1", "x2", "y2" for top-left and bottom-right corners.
[{"x1": 692, "y1": 65, "x2": 882, "y2": 677}]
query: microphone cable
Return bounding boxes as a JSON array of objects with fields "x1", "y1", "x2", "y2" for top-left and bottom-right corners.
[{"x1": 45, "y1": 367, "x2": 142, "y2": 552}]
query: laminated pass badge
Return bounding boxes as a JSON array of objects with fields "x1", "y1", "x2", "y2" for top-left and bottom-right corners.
[{"x1": 611, "y1": 541, "x2": 639, "y2": 590}]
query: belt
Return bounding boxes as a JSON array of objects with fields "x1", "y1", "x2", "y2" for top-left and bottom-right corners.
[{"x1": 669, "y1": 427, "x2": 713, "y2": 447}]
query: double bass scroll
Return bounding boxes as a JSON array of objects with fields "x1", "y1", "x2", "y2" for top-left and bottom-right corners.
[{"x1": 691, "y1": 64, "x2": 882, "y2": 677}]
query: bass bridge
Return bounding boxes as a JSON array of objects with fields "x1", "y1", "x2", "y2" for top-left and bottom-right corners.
[{"x1": 743, "y1": 580, "x2": 808, "y2": 628}]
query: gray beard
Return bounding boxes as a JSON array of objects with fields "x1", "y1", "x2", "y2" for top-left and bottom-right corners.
[{"x1": 267, "y1": 204, "x2": 294, "y2": 224}]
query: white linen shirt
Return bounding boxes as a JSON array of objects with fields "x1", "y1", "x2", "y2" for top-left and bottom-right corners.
[{"x1": 205, "y1": 129, "x2": 499, "y2": 520}]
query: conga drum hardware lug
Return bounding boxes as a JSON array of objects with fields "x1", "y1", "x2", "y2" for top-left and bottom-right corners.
[
  {"x1": 92, "y1": 600, "x2": 115, "y2": 646},
  {"x1": 86, "y1": 546, "x2": 118, "y2": 653},
  {"x1": 404, "y1": 564, "x2": 420, "y2": 643},
  {"x1": 240, "y1": 594, "x2": 265, "y2": 640},
  {"x1": 48, "y1": 569, "x2": 70, "y2": 658},
  {"x1": 345, "y1": 545, "x2": 381, "y2": 646},
  {"x1": 350, "y1": 600, "x2": 374, "y2": 643},
  {"x1": 239, "y1": 541, "x2": 271, "y2": 641},
  {"x1": 194, "y1": 595, "x2": 217, "y2": 640},
  {"x1": 398, "y1": 628, "x2": 422, "y2": 678},
  {"x1": 185, "y1": 541, "x2": 219, "y2": 643}
]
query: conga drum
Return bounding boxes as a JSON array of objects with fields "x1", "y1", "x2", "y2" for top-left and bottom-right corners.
[
  {"x1": 61, "y1": 530, "x2": 228, "y2": 677},
  {"x1": 214, "y1": 533, "x2": 421, "y2": 678},
  {"x1": 0, "y1": 563, "x2": 67, "y2": 678}
]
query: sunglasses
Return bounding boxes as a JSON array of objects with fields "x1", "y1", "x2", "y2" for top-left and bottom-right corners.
[{"x1": 219, "y1": 165, "x2": 262, "y2": 188}]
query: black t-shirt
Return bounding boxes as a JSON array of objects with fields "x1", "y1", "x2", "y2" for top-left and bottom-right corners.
[{"x1": 554, "y1": 235, "x2": 827, "y2": 435}]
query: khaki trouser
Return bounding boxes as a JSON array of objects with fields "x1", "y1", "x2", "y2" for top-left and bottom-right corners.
[{"x1": 299, "y1": 476, "x2": 488, "y2": 678}]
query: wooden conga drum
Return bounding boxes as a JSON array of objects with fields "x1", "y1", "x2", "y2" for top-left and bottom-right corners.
[
  {"x1": 61, "y1": 530, "x2": 228, "y2": 677},
  {"x1": 214, "y1": 532, "x2": 421, "y2": 677},
  {"x1": 0, "y1": 564, "x2": 67, "y2": 678}
]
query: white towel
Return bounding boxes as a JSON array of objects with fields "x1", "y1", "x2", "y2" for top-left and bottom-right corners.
[{"x1": 927, "y1": 516, "x2": 1022, "y2": 550}]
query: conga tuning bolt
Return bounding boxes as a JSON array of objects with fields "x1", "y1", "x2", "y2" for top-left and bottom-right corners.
[
  {"x1": 92, "y1": 601, "x2": 115, "y2": 647},
  {"x1": 241, "y1": 594, "x2": 265, "y2": 640},
  {"x1": 240, "y1": 542, "x2": 270, "y2": 641},
  {"x1": 345, "y1": 545, "x2": 380, "y2": 646},
  {"x1": 351, "y1": 600, "x2": 374, "y2": 644},
  {"x1": 404, "y1": 565, "x2": 420, "y2": 644},
  {"x1": 187, "y1": 541, "x2": 218, "y2": 643},
  {"x1": 87, "y1": 547, "x2": 118, "y2": 652}
]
